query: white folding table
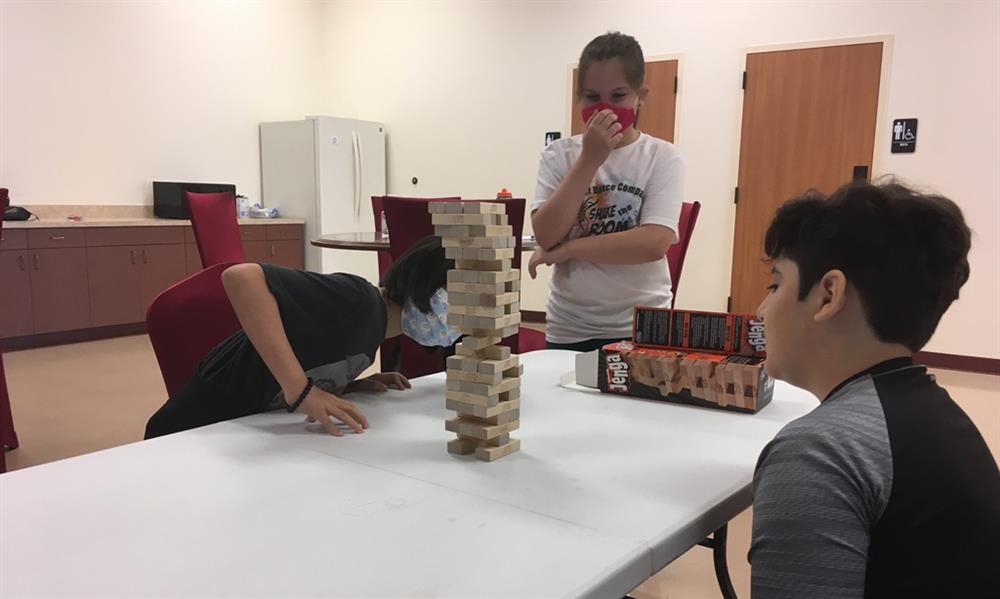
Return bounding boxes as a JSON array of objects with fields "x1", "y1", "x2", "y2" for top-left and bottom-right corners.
[{"x1": 0, "y1": 350, "x2": 815, "y2": 598}]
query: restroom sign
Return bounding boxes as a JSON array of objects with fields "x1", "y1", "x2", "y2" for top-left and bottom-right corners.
[{"x1": 891, "y1": 118, "x2": 918, "y2": 153}]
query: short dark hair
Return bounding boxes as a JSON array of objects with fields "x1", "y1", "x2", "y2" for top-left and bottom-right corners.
[
  {"x1": 764, "y1": 180, "x2": 971, "y2": 352},
  {"x1": 381, "y1": 235, "x2": 453, "y2": 313},
  {"x1": 577, "y1": 31, "x2": 645, "y2": 96}
]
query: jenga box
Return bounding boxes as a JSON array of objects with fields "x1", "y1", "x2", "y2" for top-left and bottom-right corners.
[
  {"x1": 632, "y1": 307, "x2": 766, "y2": 357},
  {"x1": 597, "y1": 341, "x2": 774, "y2": 413}
]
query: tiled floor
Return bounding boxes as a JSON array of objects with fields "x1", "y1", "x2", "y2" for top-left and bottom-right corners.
[{"x1": 3, "y1": 334, "x2": 997, "y2": 597}]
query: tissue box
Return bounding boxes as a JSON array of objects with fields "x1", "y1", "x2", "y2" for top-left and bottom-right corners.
[
  {"x1": 597, "y1": 342, "x2": 773, "y2": 413},
  {"x1": 632, "y1": 307, "x2": 766, "y2": 357}
]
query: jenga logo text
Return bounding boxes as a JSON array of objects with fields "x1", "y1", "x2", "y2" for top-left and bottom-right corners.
[
  {"x1": 748, "y1": 319, "x2": 766, "y2": 353},
  {"x1": 606, "y1": 352, "x2": 629, "y2": 392}
]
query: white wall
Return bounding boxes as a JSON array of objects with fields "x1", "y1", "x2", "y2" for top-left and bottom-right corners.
[
  {"x1": 322, "y1": 1, "x2": 1000, "y2": 360},
  {"x1": 2, "y1": 1, "x2": 996, "y2": 359},
  {"x1": 0, "y1": 0, "x2": 326, "y2": 207}
]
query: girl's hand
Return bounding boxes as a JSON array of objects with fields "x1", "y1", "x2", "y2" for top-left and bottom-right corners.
[
  {"x1": 528, "y1": 246, "x2": 568, "y2": 278},
  {"x1": 581, "y1": 109, "x2": 624, "y2": 167},
  {"x1": 298, "y1": 386, "x2": 369, "y2": 436},
  {"x1": 345, "y1": 372, "x2": 411, "y2": 393}
]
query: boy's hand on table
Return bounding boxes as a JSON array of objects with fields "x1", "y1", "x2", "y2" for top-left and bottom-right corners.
[
  {"x1": 345, "y1": 372, "x2": 411, "y2": 393},
  {"x1": 298, "y1": 386, "x2": 369, "y2": 436}
]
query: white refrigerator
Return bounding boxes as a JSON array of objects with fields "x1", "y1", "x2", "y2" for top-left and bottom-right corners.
[{"x1": 260, "y1": 116, "x2": 386, "y2": 281}]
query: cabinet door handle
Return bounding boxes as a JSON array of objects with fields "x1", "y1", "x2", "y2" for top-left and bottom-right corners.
[
  {"x1": 50, "y1": 235, "x2": 66, "y2": 241},
  {"x1": 130, "y1": 250, "x2": 137, "y2": 265},
  {"x1": 142, "y1": 249, "x2": 148, "y2": 264},
  {"x1": 33, "y1": 254, "x2": 40, "y2": 270},
  {"x1": 18, "y1": 255, "x2": 25, "y2": 271},
  {"x1": 270, "y1": 244, "x2": 276, "y2": 257}
]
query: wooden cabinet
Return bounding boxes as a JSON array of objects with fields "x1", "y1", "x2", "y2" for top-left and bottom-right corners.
[
  {"x1": 0, "y1": 250, "x2": 33, "y2": 338},
  {"x1": 1, "y1": 221, "x2": 303, "y2": 345},
  {"x1": 30, "y1": 248, "x2": 90, "y2": 334},
  {"x1": 87, "y1": 243, "x2": 187, "y2": 326},
  {"x1": 137, "y1": 243, "x2": 186, "y2": 314},
  {"x1": 87, "y1": 246, "x2": 142, "y2": 326}
]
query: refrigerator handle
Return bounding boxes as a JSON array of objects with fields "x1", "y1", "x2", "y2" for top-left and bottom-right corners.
[{"x1": 351, "y1": 131, "x2": 361, "y2": 223}]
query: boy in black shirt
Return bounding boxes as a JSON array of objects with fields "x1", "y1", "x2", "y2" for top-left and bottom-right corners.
[
  {"x1": 750, "y1": 181, "x2": 999, "y2": 597},
  {"x1": 145, "y1": 236, "x2": 457, "y2": 438}
]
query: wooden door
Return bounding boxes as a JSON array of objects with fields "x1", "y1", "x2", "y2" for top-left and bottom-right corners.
[
  {"x1": 30, "y1": 248, "x2": 91, "y2": 333},
  {"x1": 571, "y1": 59, "x2": 678, "y2": 143},
  {"x1": 730, "y1": 43, "x2": 882, "y2": 313},
  {"x1": 87, "y1": 246, "x2": 142, "y2": 326},
  {"x1": 0, "y1": 251, "x2": 33, "y2": 338},
  {"x1": 138, "y1": 244, "x2": 187, "y2": 316}
]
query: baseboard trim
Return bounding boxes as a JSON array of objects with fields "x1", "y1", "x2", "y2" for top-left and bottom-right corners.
[
  {"x1": 915, "y1": 351, "x2": 1000, "y2": 376},
  {"x1": 522, "y1": 310, "x2": 546, "y2": 324},
  {"x1": 1, "y1": 323, "x2": 147, "y2": 352}
]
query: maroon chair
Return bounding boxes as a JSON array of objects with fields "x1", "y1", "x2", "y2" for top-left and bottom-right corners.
[
  {"x1": 0, "y1": 188, "x2": 20, "y2": 472},
  {"x1": 371, "y1": 196, "x2": 461, "y2": 372},
  {"x1": 185, "y1": 191, "x2": 246, "y2": 268},
  {"x1": 146, "y1": 263, "x2": 242, "y2": 397},
  {"x1": 666, "y1": 201, "x2": 702, "y2": 308},
  {"x1": 383, "y1": 197, "x2": 542, "y2": 379}
]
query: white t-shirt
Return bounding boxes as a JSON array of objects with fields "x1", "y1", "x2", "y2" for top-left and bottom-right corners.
[{"x1": 532, "y1": 133, "x2": 684, "y2": 344}]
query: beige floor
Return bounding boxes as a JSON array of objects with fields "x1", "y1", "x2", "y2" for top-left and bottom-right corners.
[{"x1": 3, "y1": 334, "x2": 998, "y2": 598}]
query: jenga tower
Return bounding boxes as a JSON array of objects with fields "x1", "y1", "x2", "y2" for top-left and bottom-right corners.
[{"x1": 430, "y1": 201, "x2": 523, "y2": 461}]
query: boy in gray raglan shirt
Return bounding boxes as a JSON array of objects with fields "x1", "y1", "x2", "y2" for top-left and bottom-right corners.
[{"x1": 749, "y1": 181, "x2": 999, "y2": 598}]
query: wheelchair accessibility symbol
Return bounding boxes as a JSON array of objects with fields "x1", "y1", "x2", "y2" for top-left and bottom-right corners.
[{"x1": 892, "y1": 118, "x2": 918, "y2": 153}]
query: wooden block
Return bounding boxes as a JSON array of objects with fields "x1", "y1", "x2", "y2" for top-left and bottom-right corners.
[
  {"x1": 447, "y1": 368, "x2": 501, "y2": 385},
  {"x1": 446, "y1": 355, "x2": 481, "y2": 373},
  {"x1": 455, "y1": 375, "x2": 520, "y2": 398},
  {"x1": 431, "y1": 213, "x2": 505, "y2": 226},
  {"x1": 461, "y1": 202, "x2": 506, "y2": 215},
  {"x1": 454, "y1": 259, "x2": 511, "y2": 272},
  {"x1": 481, "y1": 433, "x2": 511, "y2": 446},
  {"x1": 446, "y1": 398, "x2": 520, "y2": 419},
  {"x1": 453, "y1": 312, "x2": 519, "y2": 332},
  {"x1": 442, "y1": 236, "x2": 511, "y2": 249},
  {"x1": 448, "y1": 291, "x2": 519, "y2": 308},
  {"x1": 446, "y1": 390, "x2": 499, "y2": 407},
  {"x1": 505, "y1": 302, "x2": 520, "y2": 315},
  {"x1": 506, "y1": 278, "x2": 521, "y2": 292},
  {"x1": 457, "y1": 336, "x2": 502, "y2": 350},
  {"x1": 428, "y1": 202, "x2": 450, "y2": 214},
  {"x1": 469, "y1": 225, "x2": 513, "y2": 237},
  {"x1": 478, "y1": 269, "x2": 519, "y2": 284},
  {"x1": 434, "y1": 225, "x2": 466, "y2": 237},
  {"x1": 447, "y1": 437, "x2": 477, "y2": 454},
  {"x1": 503, "y1": 363, "x2": 524, "y2": 378},
  {"x1": 499, "y1": 387, "x2": 520, "y2": 402},
  {"x1": 474, "y1": 247, "x2": 515, "y2": 261},
  {"x1": 451, "y1": 304, "x2": 506, "y2": 318},
  {"x1": 476, "y1": 438, "x2": 521, "y2": 462},
  {"x1": 447, "y1": 270, "x2": 481, "y2": 284},
  {"x1": 479, "y1": 355, "x2": 519, "y2": 375},
  {"x1": 456, "y1": 342, "x2": 511, "y2": 360},
  {"x1": 443, "y1": 202, "x2": 465, "y2": 214},
  {"x1": 445, "y1": 417, "x2": 519, "y2": 440},
  {"x1": 447, "y1": 281, "x2": 507, "y2": 295},
  {"x1": 699, "y1": 360, "x2": 719, "y2": 404}
]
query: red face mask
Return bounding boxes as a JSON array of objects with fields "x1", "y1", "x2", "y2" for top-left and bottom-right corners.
[{"x1": 581, "y1": 101, "x2": 636, "y2": 131}]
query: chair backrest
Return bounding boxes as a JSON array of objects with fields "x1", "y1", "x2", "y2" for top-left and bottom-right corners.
[
  {"x1": 185, "y1": 191, "x2": 246, "y2": 268},
  {"x1": 146, "y1": 263, "x2": 242, "y2": 396},
  {"x1": 371, "y1": 195, "x2": 460, "y2": 278},
  {"x1": 665, "y1": 201, "x2": 701, "y2": 308}
]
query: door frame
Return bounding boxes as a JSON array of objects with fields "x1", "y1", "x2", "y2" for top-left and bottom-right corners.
[
  {"x1": 726, "y1": 35, "x2": 894, "y2": 306},
  {"x1": 565, "y1": 52, "x2": 685, "y2": 146}
]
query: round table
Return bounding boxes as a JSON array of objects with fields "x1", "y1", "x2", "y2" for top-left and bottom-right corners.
[{"x1": 312, "y1": 231, "x2": 539, "y2": 251}]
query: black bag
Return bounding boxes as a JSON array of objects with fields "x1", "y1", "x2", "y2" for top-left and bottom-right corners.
[{"x1": 4, "y1": 205, "x2": 35, "y2": 221}]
